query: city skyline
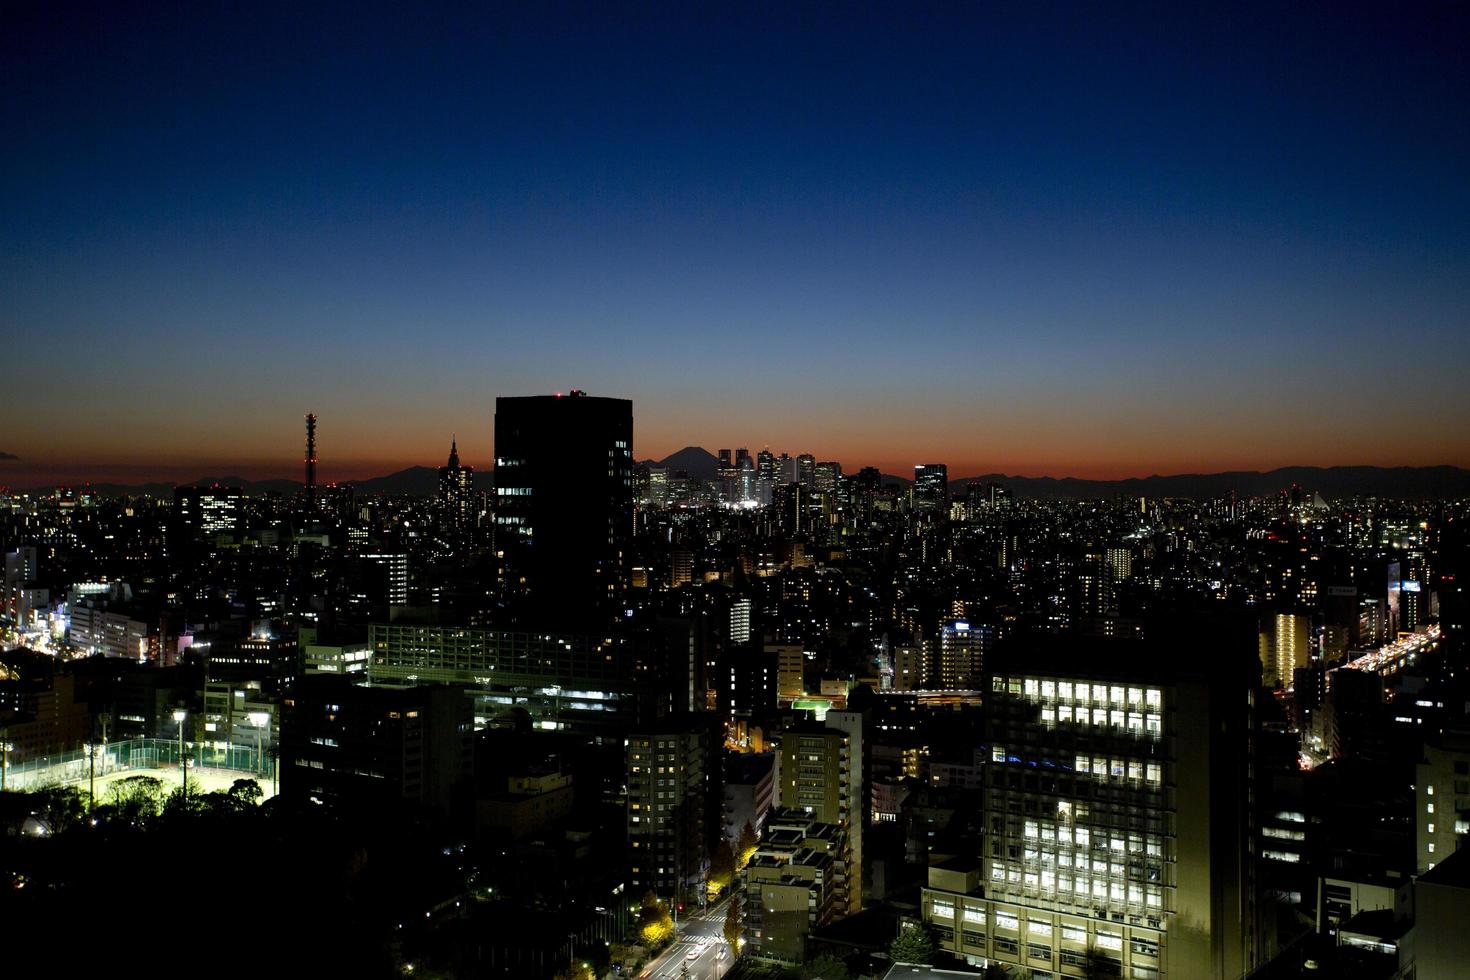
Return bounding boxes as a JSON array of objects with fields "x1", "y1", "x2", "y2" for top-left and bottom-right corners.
[
  {"x1": 6, "y1": 413, "x2": 1470, "y2": 491},
  {"x1": 5, "y1": 4, "x2": 1468, "y2": 485}
]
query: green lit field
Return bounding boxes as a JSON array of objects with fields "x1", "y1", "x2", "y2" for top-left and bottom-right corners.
[{"x1": 82, "y1": 764, "x2": 276, "y2": 803}]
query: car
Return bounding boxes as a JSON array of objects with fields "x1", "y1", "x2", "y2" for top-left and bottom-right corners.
[
  {"x1": 686, "y1": 947, "x2": 701, "y2": 960},
  {"x1": 696, "y1": 936, "x2": 710, "y2": 946}
]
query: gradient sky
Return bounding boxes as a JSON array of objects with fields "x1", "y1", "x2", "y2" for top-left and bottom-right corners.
[{"x1": 3, "y1": 2, "x2": 1468, "y2": 486}]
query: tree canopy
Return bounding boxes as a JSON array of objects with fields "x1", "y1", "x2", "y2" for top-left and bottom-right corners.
[{"x1": 889, "y1": 923, "x2": 936, "y2": 965}]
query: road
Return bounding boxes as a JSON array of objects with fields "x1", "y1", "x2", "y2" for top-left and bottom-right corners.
[{"x1": 639, "y1": 896, "x2": 734, "y2": 980}]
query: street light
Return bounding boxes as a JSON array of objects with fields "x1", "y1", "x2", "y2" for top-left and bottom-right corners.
[
  {"x1": 173, "y1": 709, "x2": 188, "y2": 801},
  {"x1": 83, "y1": 742, "x2": 96, "y2": 811},
  {"x1": 247, "y1": 711, "x2": 270, "y2": 784}
]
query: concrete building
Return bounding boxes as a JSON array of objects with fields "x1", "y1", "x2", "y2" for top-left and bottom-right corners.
[
  {"x1": 723, "y1": 751, "x2": 775, "y2": 844},
  {"x1": 493, "y1": 391, "x2": 633, "y2": 627},
  {"x1": 777, "y1": 722, "x2": 859, "y2": 916},
  {"x1": 1416, "y1": 731, "x2": 1470, "y2": 874},
  {"x1": 626, "y1": 716, "x2": 719, "y2": 906},
  {"x1": 1259, "y1": 612, "x2": 1310, "y2": 689},
  {"x1": 922, "y1": 633, "x2": 1268, "y2": 979},
  {"x1": 771, "y1": 644, "x2": 805, "y2": 702},
  {"x1": 743, "y1": 809, "x2": 845, "y2": 962},
  {"x1": 478, "y1": 770, "x2": 575, "y2": 840},
  {"x1": 938, "y1": 620, "x2": 991, "y2": 690},
  {"x1": 1416, "y1": 846, "x2": 1470, "y2": 980},
  {"x1": 280, "y1": 676, "x2": 472, "y2": 819}
]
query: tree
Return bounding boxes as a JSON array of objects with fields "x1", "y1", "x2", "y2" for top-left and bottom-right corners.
[
  {"x1": 161, "y1": 784, "x2": 206, "y2": 819},
  {"x1": 32, "y1": 786, "x2": 87, "y2": 833},
  {"x1": 723, "y1": 891, "x2": 743, "y2": 952},
  {"x1": 551, "y1": 963, "x2": 595, "y2": 980},
  {"x1": 706, "y1": 839, "x2": 736, "y2": 894},
  {"x1": 889, "y1": 923, "x2": 935, "y2": 965},
  {"x1": 736, "y1": 820, "x2": 759, "y2": 868},
  {"x1": 228, "y1": 778, "x2": 263, "y2": 806},
  {"x1": 108, "y1": 774, "x2": 165, "y2": 822},
  {"x1": 638, "y1": 889, "x2": 674, "y2": 947},
  {"x1": 801, "y1": 953, "x2": 851, "y2": 980}
]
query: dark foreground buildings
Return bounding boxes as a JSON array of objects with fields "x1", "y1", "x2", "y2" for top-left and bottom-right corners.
[{"x1": 493, "y1": 391, "x2": 633, "y2": 628}]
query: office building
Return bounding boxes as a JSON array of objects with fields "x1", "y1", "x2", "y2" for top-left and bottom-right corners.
[
  {"x1": 913, "y1": 464, "x2": 948, "y2": 516},
  {"x1": 360, "y1": 552, "x2": 409, "y2": 606},
  {"x1": 280, "y1": 675, "x2": 472, "y2": 818},
  {"x1": 922, "y1": 633, "x2": 1267, "y2": 979},
  {"x1": 368, "y1": 622, "x2": 629, "y2": 732},
  {"x1": 494, "y1": 391, "x2": 633, "y2": 626},
  {"x1": 173, "y1": 485, "x2": 243, "y2": 544},
  {"x1": 438, "y1": 436, "x2": 475, "y2": 532}
]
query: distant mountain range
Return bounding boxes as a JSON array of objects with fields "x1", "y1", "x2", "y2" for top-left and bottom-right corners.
[{"x1": 20, "y1": 458, "x2": 1470, "y2": 501}]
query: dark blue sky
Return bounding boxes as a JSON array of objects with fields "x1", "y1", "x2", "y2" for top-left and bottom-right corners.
[{"x1": 4, "y1": 2, "x2": 1467, "y2": 483}]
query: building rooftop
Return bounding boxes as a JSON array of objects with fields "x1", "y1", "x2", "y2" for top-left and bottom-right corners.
[
  {"x1": 1419, "y1": 844, "x2": 1470, "y2": 889},
  {"x1": 880, "y1": 965, "x2": 983, "y2": 980}
]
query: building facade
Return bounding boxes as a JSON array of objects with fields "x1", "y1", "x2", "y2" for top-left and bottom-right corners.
[{"x1": 922, "y1": 636, "x2": 1267, "y2": 979}]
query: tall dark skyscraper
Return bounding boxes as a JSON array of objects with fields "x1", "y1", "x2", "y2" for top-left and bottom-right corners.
[
  {"x1": 437, "y1": 436, "x2": 474, "y2": 534},
  {"x1": 494, "y1": 391, "x2": 633, "y2": 626}
]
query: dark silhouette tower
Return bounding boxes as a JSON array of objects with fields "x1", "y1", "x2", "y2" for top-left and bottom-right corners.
[
  {"x1": 304, "y1": 413, "x2": 318, "y2": 508},
  {"x1": 493, "y1": 390, "x2": 633, "y2": 627}
]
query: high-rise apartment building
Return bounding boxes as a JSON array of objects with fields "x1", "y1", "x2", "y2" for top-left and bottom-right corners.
[
  {"x1": 626, "y1": 717, "x2": 719, "y2": 905},
  {"x1": 493, "y1": 391, "x2": 633, "y2": 626},
  {"x1": 922, "y1": 633, "x2": 1267, "y2": 979},
  {"x1": 1259, "y1": 613, "x2": 1310, "y2": 689},
  {"x1": 778, "y1": 722, "x2": 859, "y2": 916},
  {"x1": 939, "y1": 619, "x2": 992, "y2": 689}
]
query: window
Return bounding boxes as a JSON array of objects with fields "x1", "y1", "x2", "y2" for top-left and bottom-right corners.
[{"x1": 1096, "y1": 932, "x2": 1123, "y2": 951}]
